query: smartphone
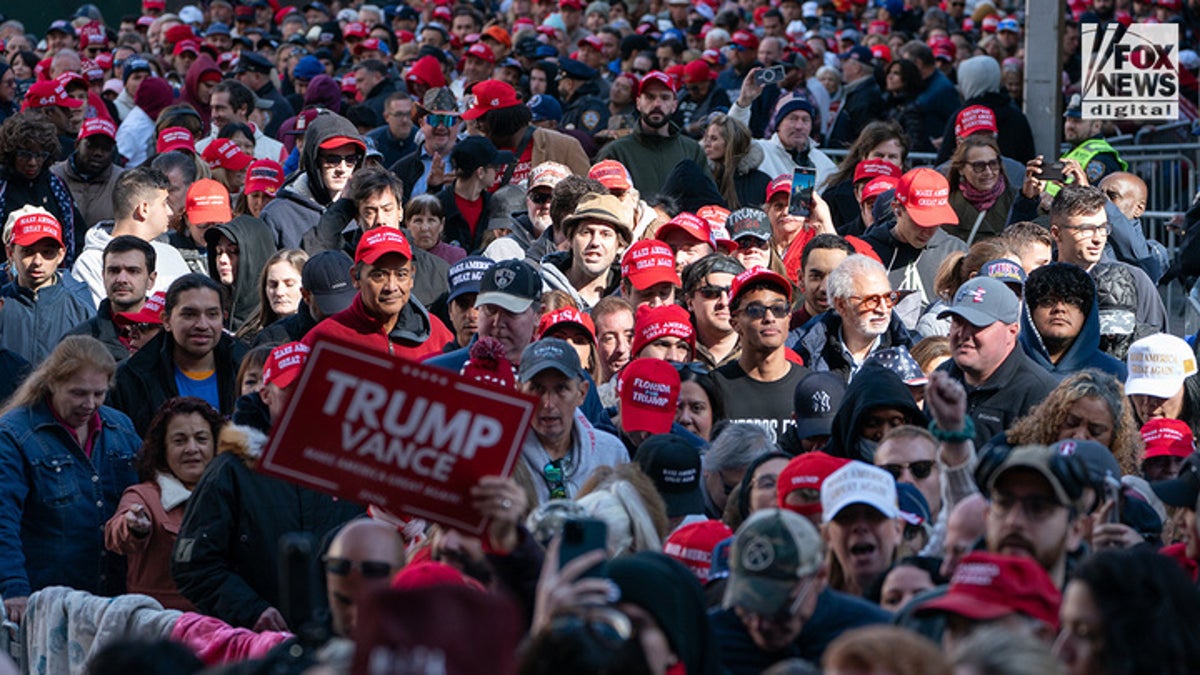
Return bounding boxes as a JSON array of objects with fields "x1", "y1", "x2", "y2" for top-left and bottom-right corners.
[
  {"x1": 1040, "y1": 160, "x2": 1067, "y2": 183},
  {"x1": 558, "y1": 518, "x2": 608, "y2": 578},
  {"x1": 789, "y1": 167, "x2": 816, "y2": 217},
  {"x1": 1104, "y1": 473, "x2": 1121, "y2": 524},
  {"x1": 754, "y1": 65, "x2": 785, "y2": 86}
]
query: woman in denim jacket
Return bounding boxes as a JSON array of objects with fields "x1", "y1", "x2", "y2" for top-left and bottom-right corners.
[{"x1": 0, "y1": 335, "x2": 141, "y2": 623}]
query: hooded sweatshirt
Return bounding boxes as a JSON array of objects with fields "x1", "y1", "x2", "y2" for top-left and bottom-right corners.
[
  {"x1": 260, "y1": 112, "x2": 363, "y2": 249},
  {"x1": 71, "y1": 221, "x2": 192, "y2": 307},
  {"x1": 1018, "y1": 292, "x2": 1127, "y2": 380},
  {"x1": 116, "y1": 77, "x2": 175, "y2": 167},
  {"x1": 301, "y1": 293, "x2": 453, "y2": 362},
  {"x1": 277, "y1": 75, "x2": 343, "y2": 153},
  {"x1": 205, "y1": 215, "x2": 279, "y2": 331},
  {"x1": 182, "y1": 55, "x2": 221, "y2": 129},
  {"x1": 936, "y1": 56, "x2": 1036, "y2": 164},
  {"x1": 861, "y1": 218, "x2": 968, "y2": 330},
  {"x1": 826, "y1": 362, "x2": 926, "y2": 462}
]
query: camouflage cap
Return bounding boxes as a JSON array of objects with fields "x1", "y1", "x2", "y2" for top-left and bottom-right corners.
[
  {"x1": 722, "y1": 509, "x2": 823, "y2": 616},
  {"x1": 422, "y1": 87, "x2": 459, "y2": 114}
]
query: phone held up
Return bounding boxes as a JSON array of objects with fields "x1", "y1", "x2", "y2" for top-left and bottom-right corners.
[
  {"x1": 558, "y1": 517, "x2": 608, "y2": 578},
  {"x1": 789, "y1": 167, "x2": 816, "y2": 218}
]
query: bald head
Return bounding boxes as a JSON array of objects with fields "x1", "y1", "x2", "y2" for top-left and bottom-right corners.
[
  {"x1": 326, "y1": 518, "x2": 407, "y2": 640},
  {"x1": 1098, "y1": 172, "x2": 1147, "y2": 220},
  {"x1": 940, "y1": 493, "x2": 988, "y2": 579}
]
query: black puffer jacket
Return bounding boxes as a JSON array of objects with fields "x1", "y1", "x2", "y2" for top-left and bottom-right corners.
[
  {"x1": 108, "y1": 330, "x2": 248, "y2": 436},
  {"x1": 1092, "y1": 262, "x2": 1159, "y2": 362},
  {"x1": 171, "y1": 408, "x2": 364, "y2": 629}
]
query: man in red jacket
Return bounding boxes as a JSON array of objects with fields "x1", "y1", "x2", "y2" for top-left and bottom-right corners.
[{"x1": 303, "y1": 228, "x2": 453, "y2": 360}]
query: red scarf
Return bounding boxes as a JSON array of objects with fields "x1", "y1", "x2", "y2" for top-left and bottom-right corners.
[{"x1": 959, "y1": 174, "x2": 1006, "y2": 212}]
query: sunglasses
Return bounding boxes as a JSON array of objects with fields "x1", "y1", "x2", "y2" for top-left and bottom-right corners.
[
  {"x1": 15, "y1": 149, "x2": 51, "y2": 163},
  {"x1": 673, "y1": 361, "x2": 710, "y2": 377},
  {"x1": 966, "y1": 159, "x2": 1000, "y2": 174},
  {"x1": 850, "y1": 291, "x2": 901, "y2": 312},
  {"x1": 739, "y1": 302, "x2": 790, "y2": 320},
  {"x1": 426, "y1": 113, "x2": 459, "y2": 127},
  {"x1": 696, "y1": 284, "x2": 730, "y2": 300},
  {"x1": 880, "y1": 460, "x2": 935, "y2": 480},
  {"x1": 544, "y1": 460, "x2": 567, "y2": 500},
  {"x1": 318, "y1": 153, "x2": 363, "y2": 167},
  {"x1": 323, "y1": 556, "x2": 395, "y2": 579},
  {"x1": 528, "y1": 189, "x2": 552, "y2": 205}
]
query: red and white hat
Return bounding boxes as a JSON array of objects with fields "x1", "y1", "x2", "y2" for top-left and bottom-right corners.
[
  {"x1": 7, "y1": 209, "x2": 63, "y2": 247},
  {"x1": 22, "y1": 80, "x2": 83, "y2": 111},
  {"x1": 262, "y1": 342, "x2": 312, "y2": 389},
  {"x1": 465, "y1": 42, "x2": 495, "y2": 63},
  {"x1": 202, "y1": 138, "x2": 254, "y2": 171},
  {"x1": 535, "y1": 307, "x2": 597, "y2": 345},
  {"x1": 620, "y1": 240, "x2": 681, "y2": 291},
  {"x1": 862, "y1": 175, "x2": 899, "y2": 202},
  {"x1": 245, "y1": 159, "x2": 284, "y2": 196},
  {"x1": 355, "y1": 227, "x2": 413, "y2": 264},
  {"x1": 853, "y1": 158, "x2": 902, "y2": 184},
  {"x1": 157, "y1": 126, "x2": 196, "y2": 154},
  {"x1": 663, "y1": 520, "x2": 733, "y2": 584},
  {"x1": 588, "y1": 160, "x2": 632, "y2": 191},
  {"x1": 895, "y1": 168, "x2": 957, "y2": 228},
  {"x1": 462, "y1": 79, "x2": 520, "y2": 120},
  {"x1": 115, "y1": 290, "x2": 167, "y2": 326},
  {"x1": 730, "y1": 266, "x2": 793, "y2": 306},
  {"x1": 657, "y1": 212, "x2": 716, "y2": 248},
  {"x1": 78, "y1": 117, "x2": 117, "y2": 141},
  {"x1": 638, "y1": 70, "x2": 678, "y2": 94},
  {"x1": 617, "y1": 358, "x2": 681, "y2": 434},
  {"x1": 631, "y1": 304, "x2": 695, "y2": 358},
  {"x1": 955, "y1": 105, "x2": 998, "y2": 138},
  {"x1": 1141, "y1": 419, "x2": 1195, "y2": 460}
]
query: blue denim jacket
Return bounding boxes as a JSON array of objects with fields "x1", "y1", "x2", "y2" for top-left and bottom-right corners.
[{"x1": 0, "y1": 400, "x2": 141, "y2": 599}]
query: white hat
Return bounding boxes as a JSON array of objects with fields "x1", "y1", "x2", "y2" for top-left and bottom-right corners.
[
  {"x1": 820, "y1": 461, "x2": 899, "y2": 523},
  {"x1": 1125, "y1": 334, "x2": 1198, "y2": 399},
  {"x1": 179, "y1": 5, "x2": 204, "y2": 25}
]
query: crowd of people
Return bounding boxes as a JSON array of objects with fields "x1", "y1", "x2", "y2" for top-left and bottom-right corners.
[{"x1": 0, "y1": 0, "x2": 1199, "y2": 673}]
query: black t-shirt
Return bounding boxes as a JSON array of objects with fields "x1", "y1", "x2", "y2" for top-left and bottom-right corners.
[{"x1": 711, "y1": 359, "x2": 809, "y2": 445}]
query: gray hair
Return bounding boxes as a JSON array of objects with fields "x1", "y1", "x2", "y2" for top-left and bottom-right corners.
[
  {"x1": 825, "y1": 254, "x2": 889, "y2": 302},
  {"x1": 704, "y1": 423, "x2": 777, "y2": 472},
  {"x1": 951, "y1": 626, "x2": 1061, "y2": 675}
]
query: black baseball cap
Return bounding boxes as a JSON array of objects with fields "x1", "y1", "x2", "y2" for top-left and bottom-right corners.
[
  {"x1": 450, "y1": 136, "x2": 515, "y2": 176},
  {"x1": 1151, "y1": 452, "x2": 1200, "y2": 509},
  {"x1": 302, "y1": 250, "x2": 356, "y2": 316},
  {"x1": 634, "y1": 434, "x2": 704, "y2": 519},
  {"x1": 475, "y1": 259, "x2": 541, "y2": 314},
  {"x1": 792, "y1": 371, "x2": 847, "y2": 440}
]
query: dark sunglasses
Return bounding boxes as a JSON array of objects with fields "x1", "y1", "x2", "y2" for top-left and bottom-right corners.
[
  {"x1": 544, "y1": 460, "x2": 567, "y2": 500},
  {"x1": 323, "y1": 556, "x2": 395, "y2": 579},
  {"x1": 15, "y1": 149, "x2": 51, "y2": 163},
  {"x1": 318, "y1": 153, "x2": 363, "y2": 167},
  {"x1": 426, "y1": 113, "x2": 459, "y2": 127},
  {"x1": 673, "y1": 361, "x2": 710, "y2": 377},
  {"x1": 696, "y1": 284, "x2": 730, "y2": 300},
  {"x1": 739, "y1": 302, "x2": 790, "y2": 320},
  {"x1": 528, "y1": 189, "x2": 552, "y2": 205},
  {"x1": 880, "y1": 460, "x2": 936, "y2": 480}
]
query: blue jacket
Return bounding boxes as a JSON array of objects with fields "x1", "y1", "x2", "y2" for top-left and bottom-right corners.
[
  {"x1": 0, "y1": 401, "x2": 140, "y2": 599},
  {"x1": 1019, "y1": 294, "x2": 1127, "y2": 380},
  {"x1": 0, "y1": 274, "x2": 95, "y2": 365}
]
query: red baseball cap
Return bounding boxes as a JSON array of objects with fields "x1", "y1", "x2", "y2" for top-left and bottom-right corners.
[
  {"x1": 955, "y1": 105, "x2": 998, "y2": 138},
  {"x1": 916, "y1": 552, "x2": 1061, "y2": 630},
  {"x1": 1141, "y1": 419, "x2": 1195, "y2": 460},
  {"x1": 8, "y1": 210, "x2": 63, "y2": 247},
  {"x1": 868, "y1": 20, "x2": 891, "y2": 35},
  {"x1": 621, "y1": 240, "x2": 681, "y2": 291},
  {"x1": 245, "y1": 159, "x2": 284, "y2": 196},
  {"x1": 766, "y1": 173, "x2": 792, "y2": 201},
  {"x1": 638, "y1": 70, "x2": 678, "y2": 94},
  {"x1": 588, "y1": 160, "x2": 633, "y2": 191},
  {"x1": 730, "y1": 266, "x2": 793, "y2": 305},
  {"x1": 157, "y1": 126, "x2": 196, "y2": 154},
  {"x1": 631, "y1": 304, "x2": 695, "y2": 358},
  {"x1": 186, "y1": 179, "x2": 232, "y2": 224},
  {"x1": 895, "y1": 168, "x2": 957, "y2": 228},
  {"x1": 657, "y1": 212, "x2": 715, "y2": 248},
  {"x1": 617, "y1": 358, "x2": 681, "y2": 434},
  {"x1": 535, "y1": 306, "x2": 597, "y2": 344},
  {"x1": 465, "y1": 42, "x2": 496, "y2": 63},
  {"x1": 343, "y1": 21, "x2": 369, "y2": 39},
  {"x1": 981, "y1": 15, "x2": 1000, "y2": 32},
  {"x1": 870, "y1": 44, "x2": 891, "y2": 63},
  {"x1": 78, "y1": 117, "x2": 117, "y2": 142},
  {"x1": 356, "y1": 228, "x2": 413, "y2": 264},
  {"x1": 391, "y1": 561, "x2": 486, "y2": 592},
  {"x1": 663, "y1": 520, "x2": 733, "y2": 584},
  {"x1": 777, "y1": 451, "x2": 851, "y2": 516},
  {"x1": 462, "y1": 80, "x2": 520, "y2": 120},
  {"x1": 862, "y1": 176, "x2": 899, "y2": 202},
  {"x1": 173, "y1": 39, "x2": 200, "y2": 56},
  {"x1": 730, "y1": 29, "x2": 759, "y2": 51},
  {"x1": 930, "y1": 37, "x2": 956, "y2": 61},
  {"x1": 853, "y1": 158, "x2": 902, "y2": 184},
  {"x1": 94, "y1": 52, "x2": 114, "y2": 70},
  {"x1": 483, "y1": 25, "x2": 512, "y2": 49},
  {"x1": 318, "y1": 135, "x2": 367, "y2": 152},
  {"x1": 578, "y1": 35, "x2": 605, "y2": 51},
  {"x1": 202, "y1": 138, "x2": 254, "y2": 171},
  {"x1": 261, "y1": 342, "x2": 312, "y2": 389},
  {"x1": 164, "y1": 24, "x2": 196, "y2": 45},
  {"x1": 143, "y1": 0, "x2": 166, "y2": 9},
  {"x1": 682, "y1": 59, "x2": 715, "y2": 84},
  {"x1": 353, "y1": 38, "x2": 388, "y2": 56},
  {"x1": 22, "y1": 80, "x2": 83, "y2": 110},
  {"x1": 115, "y1": 290, "x2": 167, "y2": 326}
]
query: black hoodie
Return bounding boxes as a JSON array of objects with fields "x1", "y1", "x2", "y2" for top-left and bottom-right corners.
[
  {"x1": 260, "y1": 112, "x2": 364, "y2": 249},
  {"x1": 826, "y1": 362, "x2": 926, "y2": 462},
  {"x1": 205, "y1": 215, "x2": 279, "y2": 332}
]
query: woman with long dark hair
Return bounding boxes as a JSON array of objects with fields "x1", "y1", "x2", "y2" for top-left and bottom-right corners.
[
  {"x1": 882, "y1": 59, "x2": 932, "y2": 153},
  {"x1": 702, "y1": 114, "x2": 770, "y2": 210},
  {"x1": 820, "y1": 121, "x2": 908, "y2": 232}
]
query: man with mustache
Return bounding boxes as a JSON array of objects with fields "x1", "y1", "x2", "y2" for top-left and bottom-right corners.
[
  {"x1": 593, "y1": 71, "x2": 710, "y2": 197},
  {"x1": 936, "y1": 277, "x2": 1057, "y2": 446}
]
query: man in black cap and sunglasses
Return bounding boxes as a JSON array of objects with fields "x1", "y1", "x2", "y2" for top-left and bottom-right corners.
[{"x1": 683, "y1": 254, "x2": 745, "y2": 370}]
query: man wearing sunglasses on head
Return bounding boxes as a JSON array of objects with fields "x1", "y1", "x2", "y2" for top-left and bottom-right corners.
[
  {"x1": 261, "y1": 111, "x2": 366, "y2": 249},
  {"x1": 711, "y1": 267, "x2": 810, "y2": 444},
  {"x1": 792, "y1": 254, "x2": 912, "y2": 384},
  {"x1": 683, "y1": 254, "x2": 745, "y2": 370}
]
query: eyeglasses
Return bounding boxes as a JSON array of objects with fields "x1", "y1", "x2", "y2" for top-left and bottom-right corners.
[
  {"x1": 990, "y1": 491, "x2": 1066, "y2": 522},
  {"x1": 318, "y1": 153, "x2": 363, "y2": 167},
  {"x1": 323, "y1": 556, "x2": 396, "y2": 579},
  {"x1": 849, "y1": 291, "x2": 900, "y2": 312},
  {"x1": 426, "y1": 113, "x2": 459, "y2": 127},
  {"x1": 966, "y1": 159, "x2": 1000, "y2": 174},
  {"x1": 121, "y1": 322, "x2": 159, "y2": 336},
  {"x1": 1060, "y1": 222, "x2": 1112, "y2": 238},
  {"x1": 739, "y1": 302, "x2": 790, "y2": 320},
  {"x1": 528, "y1": 189, "x2": 552, "y2": 205},
  {"x1": 15, "y1": 149, "x2": 51, "y2": 163},
  {"x1": 548, "y1": 607, "x2": 633, "y2": 650},
  {"x1": 880, "y1": 460, "x2": 936, "y2": 480},
  {"x1": 544, "y1": 459, "x2": 567, "y2": 499},
  {"x1": 696, "y1": 284, "x2": 731, "y2": 300}
]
